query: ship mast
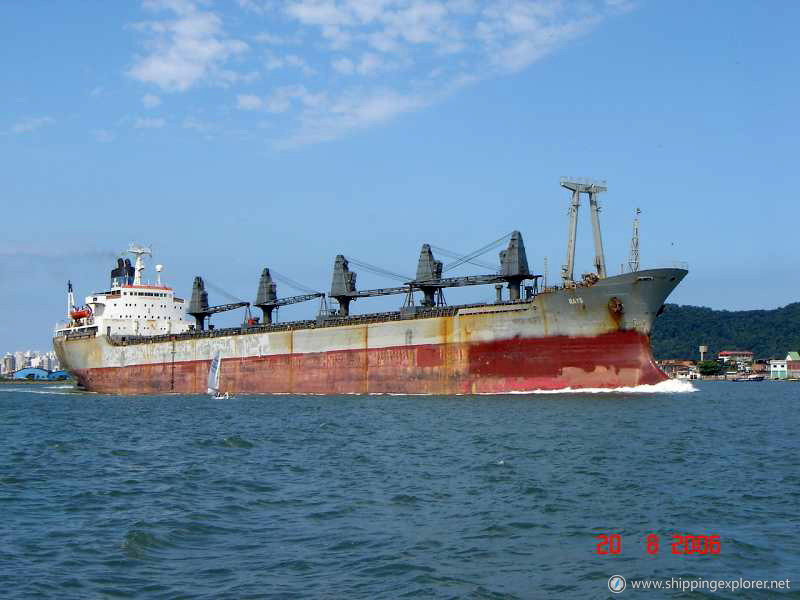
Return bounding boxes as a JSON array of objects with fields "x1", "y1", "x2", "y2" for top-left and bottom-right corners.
[
  {"x1": 628, "y1": 208, "x2": 641, "y2": 272},
  {"x1": 560, "y1": 178, "x2": 608, "y2": 284},
  {"x1": 128, "y1": 244, "x2": 152, "y2": 286}
]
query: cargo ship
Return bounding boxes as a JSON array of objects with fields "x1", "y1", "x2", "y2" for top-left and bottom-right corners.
[{"x1": 53, "y1": 179, "x2": 687, "y2": 395}]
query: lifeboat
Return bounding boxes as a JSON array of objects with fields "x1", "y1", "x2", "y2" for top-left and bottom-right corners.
[{"x1": 70, "y1": 308, "x2": 91, "y2": 320}]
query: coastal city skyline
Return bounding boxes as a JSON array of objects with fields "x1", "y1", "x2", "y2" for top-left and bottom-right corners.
[
  {"x1": 2, "y1": 1, "x2": 799, "y2": 351},
  {"x1": 1, "y1": 349, "x2": 60, "y2": 375}
]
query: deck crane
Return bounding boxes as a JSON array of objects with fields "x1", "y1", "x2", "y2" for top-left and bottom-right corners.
[
  {"x1": 187, "y1": 276, "x2": 249, "y2": 330},
  {"x1": 412, "y1": 231, "x2": 536, "y2": 302},
  {"x1": 429, "y1": 245, "x2": 496, "y2": 272},
  {"x1": 329, "y1": 255, "x2": 413, "y2": 316},
  {"x1": 441, "y1": 232, "x2": 511, "y2": 273},
  {"x1": 254, "y1": 268, "x2": 324, "y2": 324},
  {"x1": 328, "y1": 231, "x2": 541, "y2": 316}
]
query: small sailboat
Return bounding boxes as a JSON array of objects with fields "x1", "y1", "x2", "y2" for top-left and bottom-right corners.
[{"x1": 207, "y1": 352, "x2": 230, "y2": 399}]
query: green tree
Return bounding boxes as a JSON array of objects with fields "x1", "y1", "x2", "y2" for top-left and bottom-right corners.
[
  {"x1": 697, "y1": 361, "x2": 724, "y2": 376},
  {"x1": 651, "y1": 302, "x2": 800, "y2": 360}
]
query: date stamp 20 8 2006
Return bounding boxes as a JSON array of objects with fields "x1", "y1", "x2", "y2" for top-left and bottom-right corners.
[{"x1": 595, "y1": 533, "x2": 721, "y2": 556}]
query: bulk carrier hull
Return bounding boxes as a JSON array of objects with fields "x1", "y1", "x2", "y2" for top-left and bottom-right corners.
[{"x1": 54, "y1": 268, "x2": 686, "y2": 395}]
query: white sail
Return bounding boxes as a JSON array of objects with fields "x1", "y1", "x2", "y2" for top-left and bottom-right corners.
[{"x1": 207, "y1": 352, "x2": 221, "y2": 395}]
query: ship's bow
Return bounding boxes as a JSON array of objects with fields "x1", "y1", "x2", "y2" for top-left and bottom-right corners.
[{"x1": 596, "y1": 267, "x2": 688, "y2": 335}]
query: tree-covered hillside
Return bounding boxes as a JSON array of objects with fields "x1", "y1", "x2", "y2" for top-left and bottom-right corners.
[{"x1": 651, "y1": 303, "x2": 800, "y2": 360}]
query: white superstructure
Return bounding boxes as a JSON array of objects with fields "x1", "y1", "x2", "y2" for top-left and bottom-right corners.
[{"x1": 55, "y1": 244, "x2": 191, "y2": 339}]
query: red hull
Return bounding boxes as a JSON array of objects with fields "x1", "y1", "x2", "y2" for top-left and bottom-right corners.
[{"x1": 72, "y1": 330, "x2": 667, "y2": 395}]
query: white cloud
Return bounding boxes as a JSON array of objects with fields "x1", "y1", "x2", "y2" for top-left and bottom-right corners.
[
  {"x1": 264, "y1": 85, "x2": 325, "y2": 113},
  {"x1": 284, "y1": 0, "x2": 465, "y2": 53},
  {"x1": 263, "y1": 0, "x2": 616, "y2": 144},
  {"x1": 91, "y1": 129, "x2": 115, "y2": 143},
  {"x1": 285, "y1": 54, "x2": 315, "y2": 74},
  {"x1": 331, "y1": 56, "x2": 355, "y2": 74},
  {"x1": 129, "y1": 0, "x2": 249, "y2": 91},
  {"x1": 182, "y1": 116, "x2": 230, "y2": 138},
  {"x1": 237, "y1": 93, "x2": 264, "y2": 110},
  {"x1": 142, "y1": 93, "x2": 162, "y2": 108},
  {"x1": 280, "y1": 88, "x2": 426, "y2": 147},
  {"x1": 254, "y1": 31, "x2": 301, "y2": 45},
  {"x1": 264, "y1": 51, "x2": 315, "y2": 74},
  {"x1": 10, "y1": 117, "x2": 54, "y2": 134},
  {"x1": 182, "y1": 116, "x2": 214, "y2": 132},
  {"x1": 134, "y1": 116, "x2": 166, "y2": 128},
  {"x1": 475, "y1": 1, "x2": 600, "y2": 72},
  {"x1": 283, "y1": 1, "x2": 606, "y2": 73},
  {"x1": 357, "y1": 52, "x2": 382, "y2": 74},
  {"x1": 332, "y1": 52, "x2": 388, "y2": 75},
  {"x1": 285, "y1": 1, "x2": 352, "y2": 28},
  {"x1": 237, "y1": 0, "x2": 269, "y2": 13},
  {"x1": 126, "y1": 0, "x2": 623, "y2": 146}
]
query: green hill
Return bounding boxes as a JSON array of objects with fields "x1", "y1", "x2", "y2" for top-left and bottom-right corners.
[{"x1": 651, "y1": 303, "x2": 800, "y2": 360}]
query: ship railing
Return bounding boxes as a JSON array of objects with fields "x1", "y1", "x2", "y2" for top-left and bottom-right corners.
[
  {"x1": 62, "y1": 326, "x2": 99, "y2": 341},
  {"x1": 638, "y1": 260, "x2": 689, "y2": 271}
]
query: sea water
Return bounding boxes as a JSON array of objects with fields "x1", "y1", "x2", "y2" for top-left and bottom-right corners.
[{"x1": 1, "y1": 381, "x2": 798, "y2": 598}]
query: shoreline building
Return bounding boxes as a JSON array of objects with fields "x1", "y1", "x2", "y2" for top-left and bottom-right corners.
[
  {"x1": 770, "y1": 358, "x2": 788, "y2": 379},
  {"x1": 656, "y1": 359, "x2": 696, "y2": 379},
  {"x1": 786, "y1": 352, "x2": 800, "y2": 378},
  {"x1": 8, "y1": 367, "x2": 70, "y2": 380},
  {"x1": 719, "y1": 350, "x2": 754, "y2": 372},
  {"x1": 2, "y1": 353, "x2": 15, "y2": 375},
  {"x1": 769, "y1": 352, "x2": 800, "y2": 379}
]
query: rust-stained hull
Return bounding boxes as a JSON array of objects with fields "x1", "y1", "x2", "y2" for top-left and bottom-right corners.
[
  {"x1": 54, "y1": 268, "x2": 687, "y2": 395},
  {"x1": 66, "y1": 331, "x2": 665, "y2": 395}
]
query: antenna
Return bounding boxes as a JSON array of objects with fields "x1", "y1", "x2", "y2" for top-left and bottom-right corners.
[
  {"x1": 543, "y1": 257, "x2": 548, "y2": 289},
  {"x1": 628, "y1": 208, "x2": 641, "y2": 272},
  {"x1": 155, "y1": 264, "x2": 163, "y2": 286}
]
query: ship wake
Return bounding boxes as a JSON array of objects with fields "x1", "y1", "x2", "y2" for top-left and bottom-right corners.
[
  {"x1": 506, "y1": 379, "x2": 698, "y2": 394},
  {"x1": 1, "y1": 386, "x2": 88, "y2": 395}
]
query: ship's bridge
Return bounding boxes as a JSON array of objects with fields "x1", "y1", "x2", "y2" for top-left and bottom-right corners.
[
  {"x1": 56, "y1": 247, "x2": 191, "y2": 338},
  {"x1": 83, "y1": 282, "x2": 190, "y2": 337}
]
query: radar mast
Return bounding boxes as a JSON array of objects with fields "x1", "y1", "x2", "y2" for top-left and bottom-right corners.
[{"x1": 128, "y1": 244, "x2": 152, "y2": 285}]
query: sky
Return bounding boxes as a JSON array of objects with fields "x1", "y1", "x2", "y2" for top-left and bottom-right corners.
[{"x1": 1, "y1": 0, "x2": 798, "y2": 351}]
